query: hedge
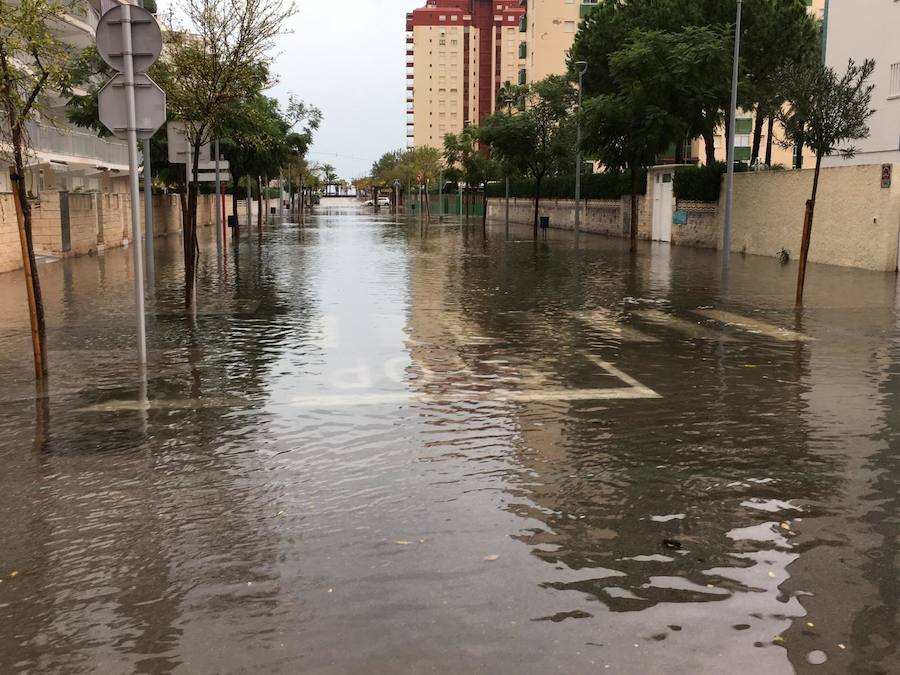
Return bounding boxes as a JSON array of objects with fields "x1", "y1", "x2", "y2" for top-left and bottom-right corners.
[
  {"x1": 485, "y1": 170, "x2": 647, "y2": 200},
  {"x1": 673, "y1": 162, "x2": 749, "y2": 202}
]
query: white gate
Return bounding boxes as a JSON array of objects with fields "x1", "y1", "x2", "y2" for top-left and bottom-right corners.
[{"x1": 651, "y1": 171, "x2": 674, "y2": 242}]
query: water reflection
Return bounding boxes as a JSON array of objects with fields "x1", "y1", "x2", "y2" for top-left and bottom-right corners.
[{"x1": 0, "y1": 203, "x2": 897, "y2": 673}]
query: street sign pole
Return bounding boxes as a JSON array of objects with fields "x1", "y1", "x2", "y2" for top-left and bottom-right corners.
[
  {"x1": 723, "y1": 0, "x2": 743, "y2": 278},
  {"x1": 121, "y1": 3, "x2": 147, "y2": 364},
  {"x1": 214, "y1": 138, "x2": 222, "y2": 260},
  {"x1": 143, "y1": 140, "x2": 154, "y2": 290},
  {"x1": 138, "y1": 0, "x2": 154, "y2": 291}
]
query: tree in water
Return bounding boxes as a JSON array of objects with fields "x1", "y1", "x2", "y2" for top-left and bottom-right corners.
[{"x1": 777, "y1": 59, "x2": 875, "y2": 305}]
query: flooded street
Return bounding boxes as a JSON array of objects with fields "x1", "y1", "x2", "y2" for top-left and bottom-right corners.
[{"x1": 1, "y1": 201, "x2": 898, "y2": 674}]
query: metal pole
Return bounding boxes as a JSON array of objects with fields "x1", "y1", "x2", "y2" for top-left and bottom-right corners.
[
  {"x1": 574, "y1": 62, "x2": 587, "y2": 243},
  {"x1": 722, "y1": 0, "x2": 742, "y2": 275},
  {"x1": 505, "y1": 98, "x2": 513, "y2": 241},
  {"x1": 438, "y1": 170, "x2": 443, "y2": 221},
  {"x1": 279, "y1": 170, "x2": 284, "y2": 219},
  {"x1": 121, "y1": 3, "x2": 147, "y2": 364},
  {"x1": 214, "y1": 138, "x2": 222, "y2": 260},
  {"x1": 138, "y1": 0, "x2": 154, "y2": 291},
  {"x1": 142, "y1": 140, "x2": 154, "y2": 286}
]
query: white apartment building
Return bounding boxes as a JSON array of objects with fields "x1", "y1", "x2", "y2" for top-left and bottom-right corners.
[
  {"x1": 823, "y1": 0, "x2": 900, "y2": 167},
  {"x1": 0, "y1": 0, "x2": 131, "y2": 195}
]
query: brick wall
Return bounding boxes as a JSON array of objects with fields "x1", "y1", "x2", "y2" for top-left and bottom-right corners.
[{"x1": 0, "y1": 191, "x2": 220, "y2": 275}]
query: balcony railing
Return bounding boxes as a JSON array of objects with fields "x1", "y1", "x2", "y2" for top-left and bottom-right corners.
[{"x1": 25, "y1": 121, "x2": 130, "y2": 168}]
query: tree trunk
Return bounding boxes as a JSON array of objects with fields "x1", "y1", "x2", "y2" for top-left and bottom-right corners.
[
  {"x1": 533, "y1": 176, "x2": 542, "y2": 240},
  {"x1": 465, "y1": 186, "x2": 470, "y2": 224},
  {"x1": 751, "y1": 109, "x2": 766, "y2": 167},
  {"x1": 256, "y1": 176, "x2": 263, "y2": 232},
  {"x1": 723, "y1": 117, "x2": 732, "y2": 168},
  {"x1": 794, "y1": 129, "x2": 805, "y2": 170},
  {"x1": 482, "y1": 183, "x2": 487, "y2": 233},
  {"x1": 795, "y1": 153, "x2": 822, "y2": 306},
  {"x1": 765, "y1": 115, "x2": 775, "y2": 166},
  {"x1": 9, "y1": 163, "x2": 47, "y2": 379},
  {"x1": 629, "y1": 166, "x2": 638, "y2": 253},
  {"x1": 183, "y1": 137, "x2": 202, "y2": 308},
  {"x1": 674, "y1": 138, "x2": 685, "y2": 165},
  {"x1": 703, "y1": 127, "x2": 717, "y2": 166}
]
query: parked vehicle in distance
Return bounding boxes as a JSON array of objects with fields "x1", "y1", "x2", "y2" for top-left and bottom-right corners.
[{"x1": 363, "y1": 197, "x2": 392, "y2": 207}]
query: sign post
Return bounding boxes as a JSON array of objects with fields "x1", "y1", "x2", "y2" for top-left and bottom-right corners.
[{"x1": 97, "y1": 3, "x2": 165, "y2": 365}]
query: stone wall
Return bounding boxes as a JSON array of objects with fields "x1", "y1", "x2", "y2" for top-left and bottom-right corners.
[
  {"x1": 674, "y1": 200, "x2": 719, "y2": 249},
  {"x1": 727, "y1": 165, "x2": 900, "y2": 271},
  {"x1": 486, "y1": 196, "x2": 647, "y2": 239},
  {"x1": 0, "y1": 191, "x2": 220, "y2": 275}
]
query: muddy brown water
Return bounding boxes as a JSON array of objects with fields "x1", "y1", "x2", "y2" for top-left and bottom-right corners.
[{"x1": 0, "y1": 204, "x2": 897, "y2": 673}]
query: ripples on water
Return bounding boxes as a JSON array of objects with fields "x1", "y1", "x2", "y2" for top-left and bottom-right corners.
[{"x1": 0, "y1": 204, "x2": 898, "y2": 674}]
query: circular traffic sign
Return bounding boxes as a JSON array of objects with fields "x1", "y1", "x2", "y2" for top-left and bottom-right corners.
[{"x1": 96, "y1": 4, "x2": 163, "y2": 74}]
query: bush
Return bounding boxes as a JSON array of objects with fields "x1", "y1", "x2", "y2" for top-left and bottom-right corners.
[
  {"x1": 485, "y1": 170, "x2": 647, "y2": 200},
  {"x1": 674, "y1": 162, "x2": 750, "y2": 202}
]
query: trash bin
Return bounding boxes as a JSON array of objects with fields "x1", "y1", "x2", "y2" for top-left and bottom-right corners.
[{"x1": 540, "y1": 215, "x2": 550, "y2": 229}]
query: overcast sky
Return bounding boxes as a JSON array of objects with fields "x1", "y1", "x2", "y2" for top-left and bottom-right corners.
[{"x1": 267, "y1": 0, "x2": 422, "y2": 181}]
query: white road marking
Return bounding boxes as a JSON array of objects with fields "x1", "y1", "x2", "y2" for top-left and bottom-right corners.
[
  {"x1": 695, "y1": 309, "x2": 813, "y2": 342},
  {"x1": 573, "y1": 309, "x2": 661, "y2": 343},
  {"x1": 633, "y1": 309, "x2": 732, "y2": 340},
  {"x1": 584, "y1": 355, "x2": 661, "y2": 399}
]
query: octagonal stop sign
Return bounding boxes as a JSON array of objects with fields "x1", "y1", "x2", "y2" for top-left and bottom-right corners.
[{"x1": 98, "y1": 73, "x2": 167, "y2": 140}]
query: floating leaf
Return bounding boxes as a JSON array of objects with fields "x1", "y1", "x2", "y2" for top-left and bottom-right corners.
[{"x1": 483, "y1": 554, "x2": 500, "y2": 561}]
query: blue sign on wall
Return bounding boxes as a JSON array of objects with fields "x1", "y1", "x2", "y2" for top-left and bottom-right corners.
[{"x1": 673, "y1": 210, "x2": 688, "y2": 226}]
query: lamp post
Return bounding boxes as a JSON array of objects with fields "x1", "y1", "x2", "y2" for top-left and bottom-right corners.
[
  {"x1": 504, "y1": 96, "x2": 514, "y2": 241},
  {"x1": 723, "y1": 0, "x2": 743, "y2": 276},
  {"x1": 574, "y1": 61, "x2": 588, "y2": 243}
]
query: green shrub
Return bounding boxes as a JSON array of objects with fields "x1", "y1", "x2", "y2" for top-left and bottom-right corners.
[
  {"x1": 485, "y1": 170, "x2": 647, "y2": 200},
  {"x1": 674, "y1": 163, "x2": 725, "y2": 202}
]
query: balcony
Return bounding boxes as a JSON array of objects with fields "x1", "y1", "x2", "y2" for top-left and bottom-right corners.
[{"x1": 26, "y1": 120, "x2": 130, "y2": 170}]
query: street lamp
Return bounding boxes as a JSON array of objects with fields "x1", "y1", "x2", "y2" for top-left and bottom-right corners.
[
  {"x1": 574, "y1": 60, "x2": 588, "y2": 243},
  {"x1": 504, "y1": 96, "x2": 514, "y2": 240},
  {"x1": 723, "y1": 0, "x2": 743, "y2": 276}
]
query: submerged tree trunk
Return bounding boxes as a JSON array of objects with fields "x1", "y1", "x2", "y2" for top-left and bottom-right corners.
[
  {"x1": 256, "y1": 176, "x2": 263, "y2": 232},
  {"x1": 629, "y1": 166, "x2": 638, "y2": 253},
  {"x1": 765, "y1": 115, "x2": 775, "y2": 166},
  {"x1": 183, "y1": 137, "x2": 202, "y2": 308},
  {"x1": 795, "y1": 153, "x2": 823, "y2": 306},
  {"x1": 482, "y1": 182, "x2": 487, "y2": 233},
  {"x1": 9, "y1": 162, "x2": 46, "y2": 378},
  {"x1": 533, "y1": 176, "x2": 542, "y2": 240}
]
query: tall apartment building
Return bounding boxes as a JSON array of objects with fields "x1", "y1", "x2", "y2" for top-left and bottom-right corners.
[
  {"x1": 0, "y1": 0, "x2": 131, "y2": 195},
  {"x1": 524, "y1": 0, "x2": 597, "y2": 84},
  {"x1": 406, "y1": 0, "x2": 526, "y2": 149},
  {"x1": 822, "y1": 0, "x2": 899, "y2": 167}
]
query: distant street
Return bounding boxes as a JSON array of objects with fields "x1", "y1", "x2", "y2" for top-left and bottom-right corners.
[{"x1": 0, "y1": 201, "x2": 898, "y2": 674}]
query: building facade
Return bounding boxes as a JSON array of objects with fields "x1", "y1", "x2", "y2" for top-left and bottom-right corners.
[
  {"x1": 406, "y1": 0, "x2": 526, "y2": 149},
  {"x1": 822, "y1": 0, "x2": 899, "y2": 167},
  {"x1": 524, "y1": 0, "x2": 597, "y2": 85},
  {"x1": 0, "y1": 0, "x2": 132, "y2": 195}
]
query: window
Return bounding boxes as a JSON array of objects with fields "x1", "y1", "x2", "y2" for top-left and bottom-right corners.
[
  {"x1": 735, "y1": 118, "x2": 753, "y2": 134},
  {"x1": 890, "y1": 62, "x2": 900, "y2": 99}
]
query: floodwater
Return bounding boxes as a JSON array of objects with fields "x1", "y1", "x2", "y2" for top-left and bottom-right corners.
[{"x1": 0, "y1": 201, "x2": 898, "y2": 674}]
